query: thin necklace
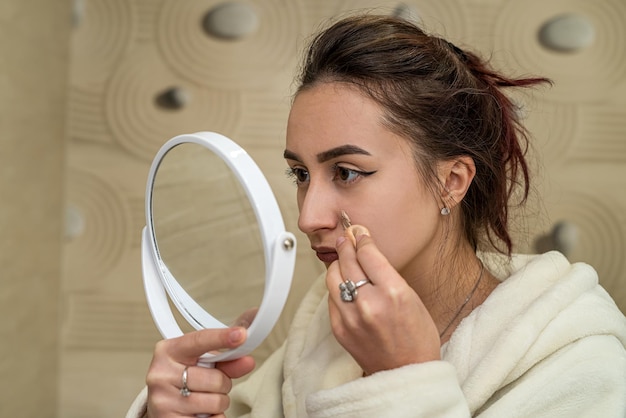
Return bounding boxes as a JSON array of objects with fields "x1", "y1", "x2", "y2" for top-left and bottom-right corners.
[{"x1": 439, "y1": 260, "x2": 485, "y2": 338}]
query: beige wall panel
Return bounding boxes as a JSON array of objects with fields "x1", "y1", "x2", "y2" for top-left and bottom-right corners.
[
  {"x1": 156, "y1": 0, "x2": 304, "y2": 90},
  {"x1": 58, "y1": 0, "x2": 625, "y2": 416},
  {"x1": 70, "y1": 0, "x2": 135, "y2": 87},
  {"x1": 492, "y1": 0, "x2": 626, "y2": 102},
  {"x1": 341, "y1": 0, "x2": 470, "y2": 41},
  {"x1": 0, "y1": 0, "x2": 71, "y2": 416},
  {"x1": 105, "y1": 44, "x2": 244, "y2": 160}
]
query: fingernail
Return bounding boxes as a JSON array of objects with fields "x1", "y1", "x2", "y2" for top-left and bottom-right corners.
[
  {"x1": 229, "y1": 328, "x2": 244, "y2": 344},
  {"x1": 336, "y1": 235, "x2": 346, "y2": 247}
]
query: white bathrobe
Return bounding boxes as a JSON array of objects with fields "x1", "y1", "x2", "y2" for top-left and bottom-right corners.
[{"x1": 127, "y1": 251, "x2": 626, "y2": 417}]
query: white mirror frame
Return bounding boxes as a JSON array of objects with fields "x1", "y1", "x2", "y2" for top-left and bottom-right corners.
[{"x1": 141, "y1": 131, "x2": 296, "y2": 363}]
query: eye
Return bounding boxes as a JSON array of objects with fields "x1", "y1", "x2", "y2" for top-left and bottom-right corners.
[
  {"x1": 332, "y1": 164, "x2": 375, "y2": 185},
  {"x1": 286, "y1": 167, "x2": 309, "y2": 185}
]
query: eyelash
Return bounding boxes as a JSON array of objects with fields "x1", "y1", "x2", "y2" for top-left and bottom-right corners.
[{"x1": 285, "y1": 164, "x2": 375, "y2": 186}]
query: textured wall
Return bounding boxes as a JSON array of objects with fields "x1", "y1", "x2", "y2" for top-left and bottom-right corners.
[
  {"x1": 0, "y1": 0, "x2": 71, "y2": 416},
  {"x1": 58, "y1": 0, "x2": 625, "y2": 417}
]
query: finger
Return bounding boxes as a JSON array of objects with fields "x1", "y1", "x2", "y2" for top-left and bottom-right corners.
[
  {"x1": 337, "y1": 227, "x2": 373, "y2": 288},
  {"x1": 164, "y1": 327, "x2": 248, "y2": 364},
  {"x1": 185, "y1": 366, "x2": 232, "y2": 394},
  {"x1": 325, "y1": 262, "x2": 351, "y2": 337},
  {"x1": 147, "y1": 377, "x2": 230, "y2": 418},
  {"x1": 325, "y1": 260, "x2": 345, "y2": 305},
  {"x1": 216, "y1": 356, "x2": 256, "y2": 379},
  {"x1": 352, "y1": 227, "x2": 402, "y2": 286},
  {"x1": 330, "y1": 235, "x2": 374, "y2": 306},
  {"x1": 325, "y1": 244, "x2": 373, "y2": 348},
  {"x1": 175, "y1": 391, "x2": 231, "y2": 416},
  {"x1": 325, "y1": 255, "x2": 364, "y2": 299}
]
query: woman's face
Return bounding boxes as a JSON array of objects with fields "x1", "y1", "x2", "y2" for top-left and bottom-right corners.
[{"x1": 285, "y1": 82, "x2": 444, "y2": 278}]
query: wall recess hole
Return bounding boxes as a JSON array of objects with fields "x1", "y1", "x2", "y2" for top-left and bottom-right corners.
[
  {"x1": 392, "y1": 3, "x2": 420, "y2": 23},
  {"x1": 202, "y1": 2, "x2": 259, "y2": 40},
  {"x1": 65, "y1": 204, "x2": 85, "y2": 241},
  {"x1": 155, "y1": 87, "x2": 191, "y2": 111},
  {"x1": 538, "y1": 13, "x2": 595, "y2": 53}
]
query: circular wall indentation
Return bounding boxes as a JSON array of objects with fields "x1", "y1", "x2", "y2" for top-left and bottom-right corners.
[
  {"x1": 341, "y1": 0, "x2": 469, "y2": 40},
  {"x1": 538, "y1": 13, "x2": 595, "y2": 53},
  {"x1": 156, "y1": 0, "x2": 302, "y2": 90},
  {"x1": 64, "y1": 170, "x2": 132, "y2": 285},
  {"x1": 202, "y1": 2, "x2": 259, "y2": 40},
  {"x1": 70, "y1": 0, "x2": 134, "y2": 88},
  {"x1": 493, "y1": 0, "x2": 626, "y2": 102},
  {"x1": 65, "y1": 204, "x2": 86, "y2": 240},
  {"x1": 543, "y1": 190, "x2": 625, "y2": 290},
  {"x1": 154, "y1": 86, "x2": 192, "y2": 110},
  {"x1": 105, "y1": 46, "x2": 242, "y2": 161},
  {"x1": 523, "y1": 100, "x2": 581, "y2": 164}
]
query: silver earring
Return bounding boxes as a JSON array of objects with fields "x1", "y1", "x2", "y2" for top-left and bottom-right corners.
[{"x1": 440, "y1": 207, "x2": 450, "y2": 216}]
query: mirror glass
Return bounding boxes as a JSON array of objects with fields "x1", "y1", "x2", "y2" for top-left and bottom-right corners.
[{"x1": 150, "y1": 142, "x2": 265, "y2": 331}]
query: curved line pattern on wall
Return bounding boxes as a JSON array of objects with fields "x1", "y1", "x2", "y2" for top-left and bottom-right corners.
[
  {"x1": 67, "y1": 85, "x2": 112, "y2": 144},
  {"x1": 59, "y1": 1, "x2": 626, "y2": 415},
  {"x1": 342, "y1": 0, "x2": 469, "y2": 40},
  {"x1": 105, "y1": 45, "x2": 243, "y2": 161},
  {"x1": 524, "y1": 100, "x2": 581, "y2": 164},
  {"x1": 493, "y1": 0, "x2": 626, "y2": 103},
  {"x1": 63, "y1": 295, "x2": 160, "y2": 350},
  {"x1": 236, "y1": 89, "x2": 292, "y2": 149},
  {"x1": 574, "y1": 104, "x2": 626, "y2": 162},
  {"x1": 70, "y1": 0, "x2": 135, "y2": 88},
  {"x1": 64, "y1": 169, "x2": 132, "y2": 288},
  {"x1": 156, "y1": 0, "x2": 303, "y2": 90},
  {"x1": 547, "y1": 190, "x2": 625, "y2": 291}
]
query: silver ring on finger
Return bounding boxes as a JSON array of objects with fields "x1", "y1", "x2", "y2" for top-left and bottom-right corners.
[
  {"x1": 339, "y1": 278, "x2": 371, "y2": 302},
  {"x1": 180, "y1": 366, "x2": 191, "y2": 397}
]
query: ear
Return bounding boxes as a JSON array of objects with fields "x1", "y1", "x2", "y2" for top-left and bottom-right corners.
[{"x1": 437, "y1": 156, "x2": 476, "y2": 211}]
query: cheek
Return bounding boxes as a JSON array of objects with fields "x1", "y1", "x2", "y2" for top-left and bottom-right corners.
[{"x1": 365, "y1": 185, "x2": 440, "y2": 270}]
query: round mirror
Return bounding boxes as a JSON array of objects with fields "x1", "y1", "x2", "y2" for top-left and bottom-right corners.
[
  {"x1": 141, "y1": 132, "x2": 296, "y2": 364},
  {"x1": 152, "y1": 141, "x2": 266, "y2": 331}
]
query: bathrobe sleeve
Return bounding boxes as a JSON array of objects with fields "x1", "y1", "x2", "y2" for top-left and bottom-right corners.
[
  {"x1": 127, "y1": 334, "x2": 626, "y2": 418},
  {"x1": 305, "y1": 334, "x2": 626, "y2": 418},
  {"x1": 477, "y1": 334, "x2": 626, "y2": 418},
  {"x1": 305, "y1": 361, "x2": 470, "y2": 418}
]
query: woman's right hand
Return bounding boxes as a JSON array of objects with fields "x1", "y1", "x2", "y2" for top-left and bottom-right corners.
[{"x1": 146, "y1": 327, "x2": 256, "y2": 418}]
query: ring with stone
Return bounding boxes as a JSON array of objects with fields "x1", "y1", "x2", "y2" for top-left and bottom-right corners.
[
  {"x1": 339, "y1": 278, "x2": 371, "y2": 302},
  {"x1": 180, "y1": 366, "x2": 191, "y2": 397}
]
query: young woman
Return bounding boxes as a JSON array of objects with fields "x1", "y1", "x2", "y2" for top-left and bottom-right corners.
[{"x1": 128, "y1": 14, "x2": 626, "y2": 418}]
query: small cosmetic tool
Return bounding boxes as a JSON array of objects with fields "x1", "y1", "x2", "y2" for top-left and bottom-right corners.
[{"x1": 341, "y1": 210, "x2": 352, "y2": 230}]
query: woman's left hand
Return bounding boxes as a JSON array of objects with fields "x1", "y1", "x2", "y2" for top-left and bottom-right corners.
[{"x1": 326, "y1": 226, "x2": 441, "y2": 376}]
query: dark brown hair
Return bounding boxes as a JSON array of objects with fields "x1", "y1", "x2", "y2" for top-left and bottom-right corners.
[{"x1": 295, "y1": 14, "x2": 551, "y2": 255}]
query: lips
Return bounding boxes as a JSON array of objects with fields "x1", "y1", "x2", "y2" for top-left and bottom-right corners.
[
  {"x1": 316, "y1": 251, "x2": 338, "y2": 264},
  {"x1": 313, "y1": 246, "x2": 338, "y2": 264}
]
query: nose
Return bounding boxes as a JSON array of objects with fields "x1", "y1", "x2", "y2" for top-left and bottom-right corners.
[{"x1": 297, "y1": 182, "x2": 339, "y2": 235}]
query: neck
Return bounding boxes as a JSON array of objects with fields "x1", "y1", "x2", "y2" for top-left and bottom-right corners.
[{"x1": 400, "y1": 240, "x2": 489, "y2": 340}]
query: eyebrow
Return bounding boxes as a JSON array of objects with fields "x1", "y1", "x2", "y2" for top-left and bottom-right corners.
[{"x1": 283, "y1": 145, "x2": 371, "y2": 164}]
